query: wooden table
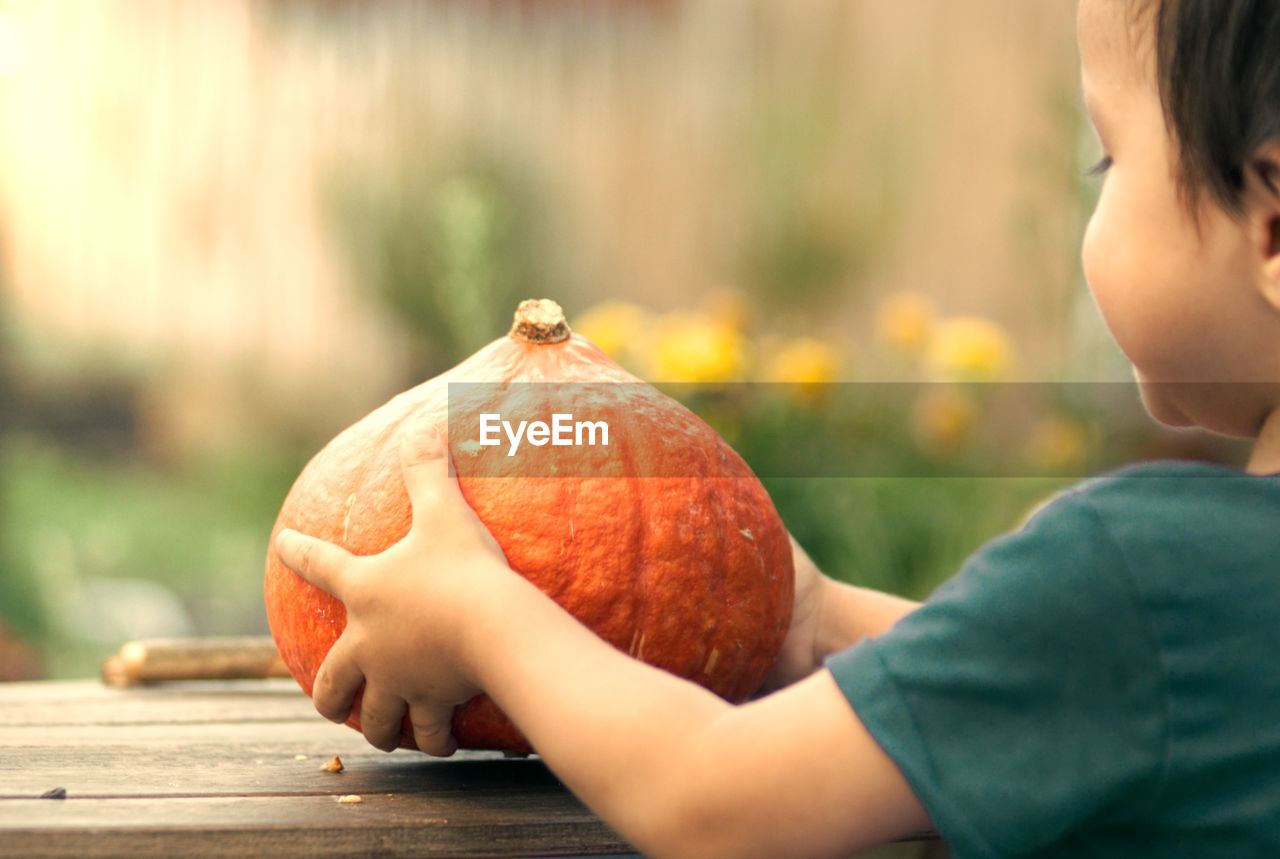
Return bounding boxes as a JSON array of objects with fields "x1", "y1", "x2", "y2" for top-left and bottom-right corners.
[{"x1": 0, "y1": 679, "x2": 634, "y2": 858}]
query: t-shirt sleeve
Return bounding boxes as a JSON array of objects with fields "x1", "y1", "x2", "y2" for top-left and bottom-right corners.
[{"x1": 825, "y1": 489, "x2": 1167, "y2": 857}]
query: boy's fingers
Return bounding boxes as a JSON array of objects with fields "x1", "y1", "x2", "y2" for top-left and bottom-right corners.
[
  {"x1": 398, "y1": 412, "x2": 509, "y2": 563},
  {"x1": 409, "y1": 702, "x2": 459, "y2": 758},
  {"x1": 312, "y1": 636, "x2": 363, "y2": 724},
  {"x1": 275, "y1": 530, "x2": 353, "y2": 598},
  {"x1": 398, "y1": 414, "x2": 462, "y2": 516},
  {"x1": 359, "y1": 686, "x2": 408, "y2": 753}
]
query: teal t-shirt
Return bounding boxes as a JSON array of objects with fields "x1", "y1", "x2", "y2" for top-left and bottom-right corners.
[{"x1": 826, "y1": 460, "x2": 1280, "y2": 858}]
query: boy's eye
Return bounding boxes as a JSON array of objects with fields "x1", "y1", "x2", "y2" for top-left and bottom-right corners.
[{"x1": 1087, "y1": 155, "x2": 1113, "y2": 177}]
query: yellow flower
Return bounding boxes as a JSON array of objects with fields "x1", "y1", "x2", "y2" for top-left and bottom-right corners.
[
  {"x1": 1024, "y1": 416, "x2": 1090, "y2": 472},
  {"x1": 874, "y1": 291, "x2": 937, "y2": 356},
  {"x1": 763, "y1": 337, "x2": 842, "y2": 405},
  {"x1": 573, "y1": 301, "x2": 653, "y2": 367},
  {"x1": 763, "y1": 338, "x2": 841, "y2": 385},
  {"x1": 650, "y1": 313, "x2": 745, "y2": 383},
  {"x1": 911, "y1": 386, "x2": 977, "y2": 455},
  {"x1": 927, "y1": 316, "x2": 1014, "y2": 381}
]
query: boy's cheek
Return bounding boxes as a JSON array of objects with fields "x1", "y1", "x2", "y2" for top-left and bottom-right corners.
[
  {"x1": 1082, "y1": 204, "x2": 1179, "y2": 380},
  {"x1": 1080, "y1": 208, "x2": 1136, "y2": 349},
  {"x1": 1080, "y1": 201, "x2": 1123, "y2": 317}
]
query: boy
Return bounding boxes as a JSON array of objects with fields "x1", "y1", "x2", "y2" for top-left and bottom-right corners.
[{"x1": 276, "y1": 0, "x2": 1280, "y2": 855}]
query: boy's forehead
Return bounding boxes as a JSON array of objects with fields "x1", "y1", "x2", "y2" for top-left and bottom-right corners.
[{"x1": 1077, "y1": 0, "x2": 1157, "y2": 84}]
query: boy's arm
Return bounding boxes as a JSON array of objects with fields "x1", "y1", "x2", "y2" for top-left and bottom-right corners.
[
  {"x1": 276, "y1": 423, "x2": 932, "y2": 858},
  {"x1": 464, "y1": 564, "x2": 931, "y2": 858}
]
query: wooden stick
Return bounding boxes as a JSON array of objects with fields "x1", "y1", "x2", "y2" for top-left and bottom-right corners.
[{"x1": 101, "y1": 637, "x2": 291, "y2": 687}]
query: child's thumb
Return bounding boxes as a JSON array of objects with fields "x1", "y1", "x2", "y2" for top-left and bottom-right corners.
[{"x1": 398, "y1": 413, "x2": 456, "y2": 512}]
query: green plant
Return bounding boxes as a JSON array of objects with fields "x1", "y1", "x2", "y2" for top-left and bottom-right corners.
[
  {"x1": 1, "y1": 432, "x2": 307, "y2": 678},
  {"x1": 326, "y1": 150, "x2": 558, "y2": 379}
]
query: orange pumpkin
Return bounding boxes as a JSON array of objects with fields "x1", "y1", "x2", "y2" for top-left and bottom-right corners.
[{"x1": 264, "y1": 299, "x2": 793, "y2": 753}]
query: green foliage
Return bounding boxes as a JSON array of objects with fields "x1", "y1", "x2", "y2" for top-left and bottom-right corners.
[
  {"x1": 766, "y1": 477, "x2": 1068, "y2": 599},
  {"x1": 326, "y1": 151, "x2": 557, "y2": 378},
  {"x1": 0, "y1": 433, "x2": 303, "y2": 677},
  {"x1": 0, "y1": 260, "x2": 40, "y2": 643}
]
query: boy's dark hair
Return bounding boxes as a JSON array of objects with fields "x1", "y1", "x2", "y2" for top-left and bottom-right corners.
[{"x1": 1151, "y1": 0, "x2": 1280, "y2": 213}]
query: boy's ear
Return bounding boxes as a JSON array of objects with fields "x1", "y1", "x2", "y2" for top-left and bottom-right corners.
[{"x1": 1246, "y1": 144, "x2": 1280, "y2": 311}]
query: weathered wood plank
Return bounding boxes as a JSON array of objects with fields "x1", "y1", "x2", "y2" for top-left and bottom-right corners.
[
  {"x1": 0, "y1": 734, "x2": 556, "y2": 800},
  {"x1": 1, "y1": 790, "x2": 600, "y2": 827},
  {"x1": 0, "y1": 679, "x2": 932, "y2": 855},
  {"x1": 0, "y1": 718, "x2": 362, "y2": 751},
  {"x1": 100, "y1": 637, "x2": 289, "y2": 687},
  {"x1": 0, "y1": 680, "x2": 315, "y2": 726},
  {"x1": 0, "y1": 750, "x2": 544, "y2": 800},
  {"x1": 0, "y1": 679, "x2": 302, "y2": 702},
  {"x1": 0, "y1": 794, "x2": 633, "y2": 858},
  {"x1": 0, "y1": 686, "x2": 634, "y2": 857}
]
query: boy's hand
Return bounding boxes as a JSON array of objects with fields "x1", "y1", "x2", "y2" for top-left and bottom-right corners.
[
  {"x1": 763, "y1": 538, "x2": 921, "y2": 692},
  {"x1": 759, "y1": 536, "x2": 828, "y2": 692},
  {"x1": 274, "y1": 416, "x2": 514, "y2": 757}
]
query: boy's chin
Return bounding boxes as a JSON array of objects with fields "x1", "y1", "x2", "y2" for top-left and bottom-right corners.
[
  {"x1": 1136, "y1": 376, "x2": 1279, "y2": 438},
  {"x1": 1135, "y1": 377, "x2": 1197, "y2": 429}
]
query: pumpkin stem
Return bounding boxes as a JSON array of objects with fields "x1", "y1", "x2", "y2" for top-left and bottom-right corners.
[{"x1": 509, "y1": 299, "x2": 570, "y2": 343}]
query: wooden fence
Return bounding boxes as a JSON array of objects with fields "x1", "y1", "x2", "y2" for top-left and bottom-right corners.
[{"x1": 0, "y1": 0, "x2": 1082, "y2": 450}]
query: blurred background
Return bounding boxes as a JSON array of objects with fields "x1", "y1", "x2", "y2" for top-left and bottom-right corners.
[{"x1": 0, "y1": 0, "x2": 1246, "y2": 681}]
